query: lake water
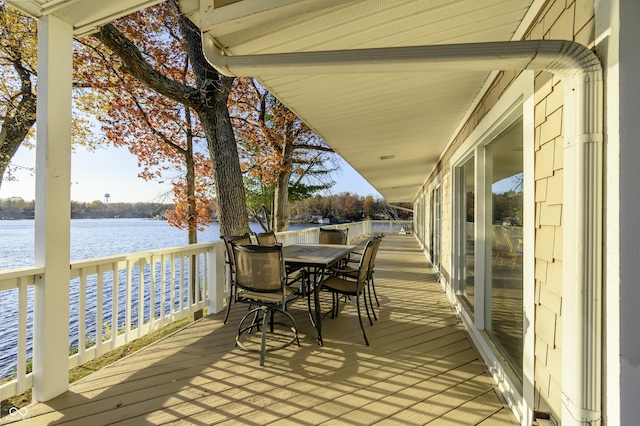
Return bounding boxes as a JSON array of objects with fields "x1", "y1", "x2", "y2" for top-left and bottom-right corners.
[{"x1": 0, "y1": 219, "x2": 321, "y2": 380}]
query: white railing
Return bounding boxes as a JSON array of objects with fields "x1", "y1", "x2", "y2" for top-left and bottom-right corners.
[
  {"x1": 370, "y1": 220, "x2": 413, "y2": 234},
  {"x1": 0, "y1": 242, "x2": 221, "y2": 401},
  {"x1": 0, "y1": 220, "x2": 387, "y2": 401},
  {"x1": 66, "y1": 242, "x2": 218, "y2": 370},
  {"x1": 0, "y1": 267, "x2": 42, "y2": 400},
  {"x1": 276, "y1": 221, "x2": 372, "y2": 246}
]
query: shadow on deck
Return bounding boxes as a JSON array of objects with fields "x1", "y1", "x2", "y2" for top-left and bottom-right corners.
[{"x1": 2, "y1": 235, "x2": 518, "y2": 425}]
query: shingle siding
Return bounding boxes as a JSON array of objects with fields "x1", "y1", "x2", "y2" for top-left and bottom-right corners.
[{"x1": 416, "y1": 0, "x2": 595, "y2": 422}]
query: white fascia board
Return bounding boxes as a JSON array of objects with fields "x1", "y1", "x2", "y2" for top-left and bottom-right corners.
[{"x1": 199, "y1": 0, "x2": 353, "y2": 33}]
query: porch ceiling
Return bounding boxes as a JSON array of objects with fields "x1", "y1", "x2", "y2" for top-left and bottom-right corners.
[
  {"x1": 4, "y1": 0, "x2": 165, "y2": 36},
  {"x1": 187, "y1": 0, "x2": 536, "y2": 203},
  {"x1": 5, "y1": 0, "x2": 537, "y2": 203}
]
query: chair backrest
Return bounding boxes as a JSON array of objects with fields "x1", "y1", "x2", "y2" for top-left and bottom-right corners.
[
  {"x1": 232, "y1": 244, "x2": 286, "y2": 293},
  {"x1": 222, "y1": 233, "x2": 253, "y2": 270},
  {"x1": 368, "y1": 236, "x2": 382, "y2": 272},
  {"x1": 355, "y1": 239, "x2": 377, "y2": 291},
  {"x1": 255, "y1": 231, "x2": 278, "y2": 246},
  {"x1": 319, "y1": 228, "x2": 348, "y2": 245}
]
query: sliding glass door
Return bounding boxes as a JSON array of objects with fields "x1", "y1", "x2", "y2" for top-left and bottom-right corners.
[
  {"x1": 454, "y1": 117, "x2": 525, "y2": 386},
  {"x1": 430, "y1": 185, "x2": 442, "y2": 275},
  {"x1": 486, "y1": 119, "x2": 524, "y2": 382}
]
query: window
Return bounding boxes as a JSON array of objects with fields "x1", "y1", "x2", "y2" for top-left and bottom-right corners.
[
  {"x1": 454, "y1": 114, "x2": 527, "y2": 388},
  {"x1": 430, "y1": 185, "x2": 442, "y2": 276},
  {"x1": 459, "y1": 157, "x2": 476, "y2": 312},
  {"x1": 486, "y1": 119, "x2": 524, "y2": 381},
  {"x1": 432, "y1": 186, "x2": 442, "y2": 271},
  {"x1": 450, "y1": 72, "x2": 534, "y2": 416}
]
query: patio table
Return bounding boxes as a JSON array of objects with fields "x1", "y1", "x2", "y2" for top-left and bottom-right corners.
[{"x1": 282, "y1": 243, "x2": 356, "y2": 346}]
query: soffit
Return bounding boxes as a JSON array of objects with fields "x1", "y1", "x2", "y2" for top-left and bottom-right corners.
[
  {"x1": 4, "y1": 0, "x2": 164, "y2": 36},
  {"x1": 198, "y1": 0, "x2": 535, "y2": 203}
]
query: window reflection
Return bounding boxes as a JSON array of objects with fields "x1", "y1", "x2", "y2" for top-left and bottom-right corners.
[
  {"x1": 461, "y1": 158, "x2": 475, "y2": 311},
  {"x1": 487, "y1": 120, "x2": 524, "y2": 383}
]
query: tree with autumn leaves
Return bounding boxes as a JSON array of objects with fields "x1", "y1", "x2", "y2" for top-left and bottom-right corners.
[
  {"x1": 2, "y1": 0, "x2": 338, "y2": 236},
  {"x1": 231, "y1": 78, "x2": 336, "y2": 232},
  {"x1": 85, "y1": 0, "x2": 249, "y2": 237},
  {"x1": 75, "y1": 6, "x2": 214, "y2": 244},
  {"x1": 0, "y1": 3, "x2": 36, "y2": 186},
  {"x1": 81, "y1": 3, "x2": 334, "y2": 235},
  {"x1": 0, "y1": 2, "x2": 98, "y2": 188}
]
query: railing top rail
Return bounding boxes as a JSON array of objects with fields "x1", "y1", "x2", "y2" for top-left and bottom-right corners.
[
  {"x1": 70, "y1": 241, "x2": 220, "y2": 270},
  {"x1": 0, "y1": 266, "x2": 44, "y2": 291},
  {"x1": 0, "y1": 266, "x2": 45, "y2": 281}
]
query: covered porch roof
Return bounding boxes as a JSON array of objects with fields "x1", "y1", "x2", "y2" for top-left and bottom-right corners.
[
  {"x1": 178, "y1": 0, "x2": 539, "y2": 203},
  {"x1": 6, "y1": 0, "x2": 539, "y2": 203},
  {"x1": 4, "y1": 0, "x2": 165, "y2": 36}
]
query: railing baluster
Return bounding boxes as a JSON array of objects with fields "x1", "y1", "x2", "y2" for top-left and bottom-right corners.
[
  {"x1": 111, "y1": 262, "x2": 119, "y2": 351},
  {"x1": 160, "y1": 254, "x2": 166, "y2": 325},
  {"x1": 96, "y1": 265, "x2": 104, "y2": 357},
  {"x1": 137, "y1": 258, "x2": 144, "y2": 338},
  {"x1": 79, "y1": 269, "x2": 87, "y2": 363},
  {"x1": 150, "y1": 254, "x2": 156, "y2": 332},
  {"x1": 178, "y1": 254, "x2": 184, "y2": 314},
  {"x1": 196, "y1": 252, "x2": 202, "y2": 305},
  {"x1": 125, "y1": 259, "x2": 132, "y2": 343},
  {"x1": 17, "y1": 277, "x2": 27, "y2": 395},
  {"x1": 169, "y1": 254, "x2": 176, "y2": 320},
  {"x1": 186, "y1": 252, "x2": 191, "y2": 314}
]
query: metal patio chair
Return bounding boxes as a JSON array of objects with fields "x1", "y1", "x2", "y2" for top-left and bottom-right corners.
[
  {"x1": 254, "y1": 230, "x2": 306, "y2": 291},
  {"x1": 232, "y1": 244, "x2": 300, "y2": 365},
  {"x1": 221, "y1": 233, "x2": 253, "y2": 324},
  {"x1": 254, "y1": 231, "x2": 278, "y2": 246},
  {"x1": 336, "y1": 235, "x2": 382, "y2": 319},
  {"x1": 321, "y1": 237, "x2": 377, "y2": 346},
  {"x1": 319, "y1": 227, "x2": 348, "y2": 245}
]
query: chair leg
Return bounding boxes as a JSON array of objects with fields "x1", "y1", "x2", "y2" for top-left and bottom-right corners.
[
  {"x1": 281, "y1": 309, "x2": 300, "y2": 348},
  {"x1": 355, "y1": 293, "x2": 369, "y2": 346},
  {"x1": 371, "y1": 276, "x2": 380, "y2": 307},
  {"x1": 362, "y1": 289, "x2": 373, "y2": 326},
  {"x1": 223, "y1": 285, "x2": 234, "y2": 324},
  {"x1": 367, "y1": 279, "x2": 377, "y2": 321},
  {"x1": 270, "y1": 309, "x2": 275, "y2": 333},
  {"x1": 259, "y1": 308, "x2": 269, "y2": 366},
  {"x1": 248, "y1": 307, "x2": 261, "y2": 334},
  {"x1": 307, "y1": 287, "x2": 318, "y2": 327},
  {"x1": 236, "y1": 306, "x2": 298, "y2": 366},
  {"x1": 332, "y1": 292, "x2": 340, "y2": 318},
  {"x1": 236, "y1": 307, "x2": 261, "y2": 346}
]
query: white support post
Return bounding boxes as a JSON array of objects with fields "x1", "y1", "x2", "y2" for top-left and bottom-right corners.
[
  {"x1": 32, "y1": 15, "x2": 73, "y2": 402},
  {"x1": 207, "y1": 244, "x2": 226, "y2": 314},
  {"x1": 561, "y1": 70, "x2": 604, "y2": 425}
]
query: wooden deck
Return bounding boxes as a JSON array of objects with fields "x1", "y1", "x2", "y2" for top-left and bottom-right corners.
[{"x1": 2, "y1": 235, "x2": 518, "y2": 425}]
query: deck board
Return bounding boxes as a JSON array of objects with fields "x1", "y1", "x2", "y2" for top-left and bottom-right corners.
[{"x1": 1, "y1": 235, "x2": 519, "y2": 425}]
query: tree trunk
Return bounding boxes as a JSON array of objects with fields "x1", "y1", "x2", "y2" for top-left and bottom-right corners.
[
  {"x1": 197, "y1": 82, "x2": 249, "y2": 237},
  {"x1": 95, "y1": 1, "x2": 250, "y2": 238},
  {"x1": 273, "y1": 123, "x2": 294, "y2": 232},
  {"x1": 185, "y1": 107, "x2": 198, "y2": 246},
  {"x1": 170, "y1": 1, "x2": 249, "y2": 238},
  {"x1": 184, "y1": 107, "x2": 200, "y2": 314},
  {"x1": 0, "y1": 61, "x2": 37, "y2": 188}
]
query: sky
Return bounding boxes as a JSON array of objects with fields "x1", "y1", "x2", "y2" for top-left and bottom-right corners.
[{"x1": 0, "y1": 142, "x2": 382, "y2": 203}]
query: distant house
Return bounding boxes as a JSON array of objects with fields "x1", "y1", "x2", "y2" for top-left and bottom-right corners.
[{"x1": 310, "y1": 215, "x2": 330, "y2": 224}]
